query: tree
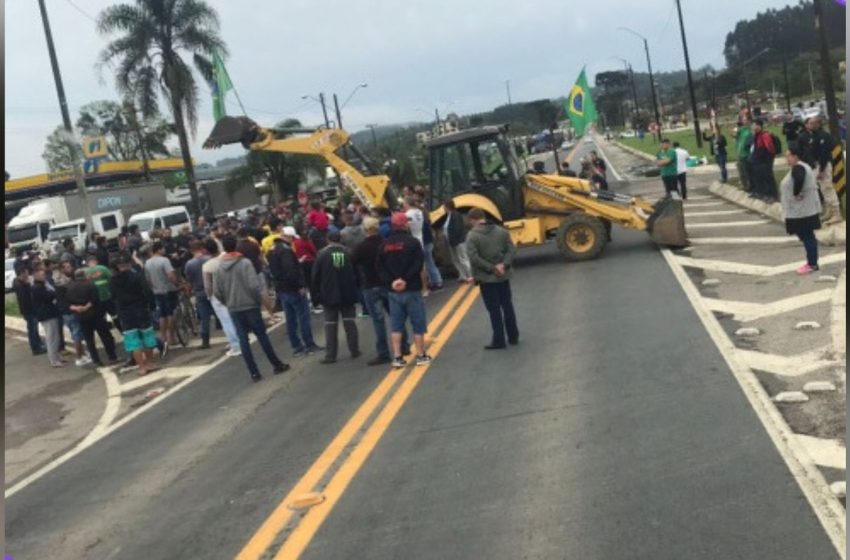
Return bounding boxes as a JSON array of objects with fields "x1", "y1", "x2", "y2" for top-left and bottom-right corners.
[
  {"x1": 76, "y1": 100, "x2": 173, "y2": 162},
  {"x1": 42, "y1": 126, "x2": 76, "y2": 172},
  {"x1": 98, "y1": 0, "x2": 228, "y2": 216}
]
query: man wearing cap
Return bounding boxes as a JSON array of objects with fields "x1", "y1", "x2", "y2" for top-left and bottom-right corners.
[
  {"x1": 377, "y1": 213, "x2": 431, "y2": 368},
  {"x1": 269, "y1": 226, "x2": 322, "y2": 356}
]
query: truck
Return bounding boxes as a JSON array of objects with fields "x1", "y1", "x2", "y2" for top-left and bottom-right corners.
[
  {"x1": 197, "y1": 178, "x2": 262, "y2": 218},
  {"x1": 6, "y1": 182, "x2": 168, "y2": 255},
  {"x1": 43, "y1": 210, "x2": 126, "y2": 257}
]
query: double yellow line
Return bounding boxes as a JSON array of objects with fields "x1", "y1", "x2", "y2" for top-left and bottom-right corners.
[{"x1": 236, "y1": 284, "x2": 480, "y2": 560}]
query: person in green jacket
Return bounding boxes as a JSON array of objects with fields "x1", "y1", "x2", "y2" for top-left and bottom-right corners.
[
  {"x1": 734, "y1": 118, "x2": 753, "y2": 192},
  {"x1": 655, "y1": 138, "x2": 679, "y2": 197},
  {"x1": 83, "y1": 253, "x2": 119, "y2": 330},
  {"x1": 466, "y1": 208, "x2": 519, "y2": 350}
]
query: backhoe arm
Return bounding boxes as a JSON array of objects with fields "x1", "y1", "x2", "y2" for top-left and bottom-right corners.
[{"x1": 203, "y1": 116, "x2": 392, "y2": 210}]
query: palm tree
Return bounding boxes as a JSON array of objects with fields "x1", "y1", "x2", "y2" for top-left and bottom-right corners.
[{"x1": 97, "y1": 0, "x2": 227, "y2": 216}]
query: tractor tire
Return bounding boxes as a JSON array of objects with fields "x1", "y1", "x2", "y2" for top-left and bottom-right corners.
[{"x1": 555, "y1": 213, "x2": 607, "y2": 261}]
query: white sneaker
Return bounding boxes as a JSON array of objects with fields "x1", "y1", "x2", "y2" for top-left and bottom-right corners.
[
  {"x1": 75, "y1": 355, "x2": 93, "y2": 367},
  {"x1": 226, "y1": 348, "x2": 242, "y2": 357}
]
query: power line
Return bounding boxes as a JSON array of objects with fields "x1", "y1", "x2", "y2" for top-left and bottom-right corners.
[
  {"x1": 654, "y1": 1, "x2": 677, "y2": 45},
  {"x1": 64, "y1": 0, "x2": 97, "y2": 23}
]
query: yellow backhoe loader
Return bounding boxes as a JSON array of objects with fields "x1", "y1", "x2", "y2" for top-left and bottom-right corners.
[{"x1": 203, "y1": 117, "x2": 687, "y2": 261}]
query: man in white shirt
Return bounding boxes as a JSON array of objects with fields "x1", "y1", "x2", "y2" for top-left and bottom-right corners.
[
  {"x1": 403, "y1": 197, "x2": 424, "y2": 244},
  {"x1": 673, "y1": 141, "x2": 690, "y2": 200}
]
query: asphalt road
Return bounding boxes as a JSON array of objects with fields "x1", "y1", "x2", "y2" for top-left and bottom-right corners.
[{"x1": 5, "y1": 142, "x2": 840, "y2": 559}]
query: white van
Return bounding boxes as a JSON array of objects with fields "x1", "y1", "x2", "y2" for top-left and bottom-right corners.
[
  {"x1": 128, "y1": 206, "x2": 191, "y2": 240},
  {"x1": 45, "y1": 211, "x2": 125, "y2": 256}
]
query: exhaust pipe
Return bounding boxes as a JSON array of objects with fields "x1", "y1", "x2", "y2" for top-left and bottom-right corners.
[{"x1": 646, "y1": 197, "x2": 688, "y2": 248}]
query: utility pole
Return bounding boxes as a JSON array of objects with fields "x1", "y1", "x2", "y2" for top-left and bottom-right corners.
[
  {"x1": 124, "y1": 100, "x2": 151, "y2": 181},
  {"x1": 675, "y1": 0, "x2": 702, "y2": 148},
  {"x1": 366, "y1": 124, "x2": 378, "y2": 148},
  {"x1": 627, "y1": 63, "x2": 640, "y2": 129},
  {"x1": 332, "y1": 93, "x2": 344, "y2": 130},
  {"x1": 435, "y1": 108, "x2": 441, "y2": 134},
  {"x1": 782, "y1": 61, "x2": 792, "y2": 112},
  {"x1": 813, "y1": 0, "x2": 841, "y2": 143},
  {"x1": 505, "y1": 80, "x2": 513, "y2": 106},
  {"x1": 620, "y1": 28, "x2": 663, "y2": 141},
  {"x1": 37, "y1": 0, "x2": 93, "y2": 231},
  {"x1": 318, "y1": 93, "x2": 331, "y2": 128},
  {"x1": 808, "y1": 63, "x2": 816, "y2": 97}
]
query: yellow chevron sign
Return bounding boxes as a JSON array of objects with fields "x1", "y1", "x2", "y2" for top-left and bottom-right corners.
[{"x1": 832, "y1": 145, "x2": 845, "y2": 196}]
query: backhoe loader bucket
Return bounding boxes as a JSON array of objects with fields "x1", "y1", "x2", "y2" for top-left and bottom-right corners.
[
  {"x1": 203, "y1": 116, "x2": 261, "y2": 149},
  {"x1": 646, "y1": 197, "x2": 688, "y2": 247}
]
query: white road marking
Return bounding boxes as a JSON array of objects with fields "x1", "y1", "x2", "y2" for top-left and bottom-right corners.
[
  {"x1": 4, "y1": 321, "x2": 287, "y2": 498},
  {"x1": 683, "y1": 201, "x2": 726, "y2": 207},
  {"x1": 118, "y1": 365, "x2": 210, "y2": 394},
  {"x1": 688, "y1": 236, "x2": 798, "y2": 245},
  {"x1": 735, "y1": 347, "x2": 838, "y2": 377},
  {"x1": 794, "y1": 435, "x2": 847, "y2": 470},
  {"x1": 704, "y1": 289, "x2": 834, "y2": 322},
  {"x1": 660, "y1": 249, "x2": 846, "y2": 557},
  {"x1": 832, "y1": 269, "x2": 847, "y2": 357},
  {"x1": 675, "y1": 252, "x2": 847, "y2": 276},
  {"x1": 685, "y1": 209, "x2": 748, "y2": 217},
  {"x1": 684, "y1": 195, "x2": 714, "y2": 200},
  {"x1": 687, "y1": 220, "x2": 770, "y2": 229}
]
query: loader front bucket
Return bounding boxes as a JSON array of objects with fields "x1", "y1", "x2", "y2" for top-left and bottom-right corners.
[
  {"x1": 203, "y1": 116, "x2": 261, "y2": 149},
  {"x1": 646, "y1": 197, "x2": 688, "y2": 248}
]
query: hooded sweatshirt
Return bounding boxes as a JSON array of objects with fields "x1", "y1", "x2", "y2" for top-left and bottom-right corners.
[
  {"x1": 466, "y1": 223, "x2": 516, "y2": 284},
  {"x1": 213, "y1": 253, "x2": 262, "y2": 312},
  {"x1": 377, "y1": 230, "x2": 424, "y2": 292}
]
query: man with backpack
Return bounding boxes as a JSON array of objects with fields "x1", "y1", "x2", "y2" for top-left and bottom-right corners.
[
  {"x1": 748, "y1": 119, "x2": 780, "y2": 202},
  {"x1": 798, "y1": 116, "x2": 843, "y2": 224}
]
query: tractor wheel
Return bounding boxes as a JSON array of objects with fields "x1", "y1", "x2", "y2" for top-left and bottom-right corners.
[{"x1": 556, "y1": 213, "x2": 607, "y2": 261}]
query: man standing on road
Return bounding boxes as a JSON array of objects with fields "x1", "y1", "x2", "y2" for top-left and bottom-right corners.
[
  {"x1": 312, "y1": 232, "x2": 360, "y2": 364},
  {"x1": 202, "y1": 239, "x2": 241, "y2": 357},
  {"x1": 672, "y1": 142, "x2": 690, "y2": 200},
  {"x1": 783, "y1": 112, "x2": 804, "y2": 146},
  {"x1": 83, "y1": 253, "x2": 118, "y2": 330},
  {"x1": 268, "y1": 227, "x2": 322, "y2": 357},
  {"x1": 112, "y1": 253, "x2": 159, "y2": 376},
  {"x1": 55, "y1": 258, "x2": 91, "y2": 366},
  {"x1": 734, "y1": 117, "x2": 753, "y2": 193},
  {"x1": 798, "y1": 116, "x2": 843, "y2": 224},
  {"x1": 214, "y1": 235, "x2": 289, "y2": 382},
  {"x1": 703, "y1": 126, "x2": 729, "y2": 183},
  {"x1": 66, "y1": 269, "x2": 118, "y2": 367},
  {"x1": 184, "y1": 240, "x2": 213, "y2": 349},
  {"x1": 377, "y1": 213, "x2": 432, "y2": 369},
  {"x1": 749, "y1": 119, "x2": 779, "y2": 202},
  {"x1": 13, "y1": 267, "x2": 45, "y2": 356},
  {"x1": 31, "y1": 265, "x2": 65, "y2": 367},
  {"x1": 655, "y1": 138, "x2": 679, "y2": 197},
  {"x1": 442, "y1": 199, "x2": 473, "y2": 283},
  {"x1": 465, "y1": 208, "x2": 519, "y2": 350},
  {"x1": 144, "y1": 241, "x2": 180, "y2": 346}
]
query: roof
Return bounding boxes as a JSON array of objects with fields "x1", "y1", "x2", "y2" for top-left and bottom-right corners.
[{"x1": 424, "y1": 126, "x2": 506, "y2": 148}]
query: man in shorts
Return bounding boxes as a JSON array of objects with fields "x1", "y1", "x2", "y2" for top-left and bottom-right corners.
[
  {"x1": 144, "y1": 241, "x2": 180, "y2": 345},
  {"x1": 112, "y1": 253, "x2": 159, "y2": 375}
]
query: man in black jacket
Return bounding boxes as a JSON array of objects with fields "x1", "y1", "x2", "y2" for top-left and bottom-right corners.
[
  {"x1": 798, "y1": 116, "x2": 842, "y2": 223},
  {"x1": 112, "y1": 253, "x2": 159, "y2": 375},
  {"x1": 32, "y1": 265, "x2": 64, "y2": 367},
  {"x1": 13, "y1": 267, "x2": 45, "y2": 355},
  {"x1": 377, "y1": 213, "x2": 431, "y2": 369},
  {"x1": 66, "y1": 269, "x2": 118, "y2": 366},
  {"x1": 312, "y1": 231, "x2": 360, "y2": 364},
  {"x1": 441, "y1": 199, "x2": 472, "y2": 283},
  {"x1": 269, "y1": 227, "x2": 321, "y2": 356}
]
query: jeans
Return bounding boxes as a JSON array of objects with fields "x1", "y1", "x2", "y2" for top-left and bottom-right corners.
[
  {"x1": 195, "y1": 293, "x2": 214, "y2": 344},
  {"x1": 230, "y1": 308, "x2": 285, "y2": 377},
  {"x1": 798, "y1": 230, "x2": 819, "y2": 268},
  {"x1": 479, "y1": 281, "x2": 519, "y2": 347},
  {"x1": 363, "y1": 286, "x2": 409, "y2": 358},
  {"x1": 716, "y1": 153, "x2": 728, "y2": 183},
  {"x1": 677, "y1": 173, "x2": 688, "y2": 200},
  {"x1": 423, "y1": 242, "x2": 443, "y2": 287},
  {"x1": 661, "y1": 175, "x2": 679, "y2": 196},
  {"x1": 23, "y1": 313, "x2": 44, "y2": 354},
  {"x1": 279, "y1": 291, "x2": 316, "y2": 352},
  {"x1": 80, "y1": 310, "x2": 117, "y2": 364},
  {"x1": 211, "y1": 296, "x2": 241, "y2": 352}
]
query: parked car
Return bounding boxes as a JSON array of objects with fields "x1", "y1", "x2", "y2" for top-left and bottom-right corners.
[
  {"x1": 166, "y1": 185, "x2": 192, "y2": 205},
  {"x1": 5, "y1": 258, "x2": 16, "y2": 292},
  {"x1": 128, "y1": 206, "x2": 191, "y2": 240}
]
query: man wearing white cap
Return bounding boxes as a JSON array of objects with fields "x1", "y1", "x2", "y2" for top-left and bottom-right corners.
[{"x1": 268, "y1": 226, "x2": 322, "y2": 356}]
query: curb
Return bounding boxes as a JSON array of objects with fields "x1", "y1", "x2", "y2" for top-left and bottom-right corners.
[
  {"x1": 707, "y1": 181, "x2": 846, "y2": 247},
  {"x1": 6, "y1": 314, "x2": 27, "y2": 333},
  {"x1": 612, "y1": 140, "x2": 654, "y2": 162},
  {"x1": 832, "y1": 269, "x2": 847, "y2": 359}
]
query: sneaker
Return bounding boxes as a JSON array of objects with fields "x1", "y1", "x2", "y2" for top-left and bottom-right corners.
[
  {"x1": 273, "y1": 363, "x2": 290, "y2": 375},
  {"x1": 251, "y1": 373, "x2": 263, "y2": 382},
  {"x1": 796, "y1": 264, "x2": 816, "y2": 275},
  {"x1": 351, "y1": 350, "x2": 362, "y2": 359},
  {"x1": 320, "y1": 357, "x2": 337, "y2": 364},
  {"x1": 484, "y1": 344, "x2": 507, "y2": 350},
  {"x1": 430, "y1": 284, "x2": 444, "y2": 292},
  {"x1": 160, "y1": 341, "x2": 169, "y2": 360},
  {"x1": 200, "y1": 342, "x2": 211, "y2": 350},
  {"x1": 293, "y1": 349, "x2": 306, "y2": 357},
  {"x1": 367, "y1": 356, "x2": 392, "y2": 366},
  {"x1": 75, "y1": 355, "x2": 93, "y2": 367},
  {"x1": 415, "y1": 354, "x2": 433, "y2": 365},
  {"x1": 226, "y1": 348, "x2": 242, "y2": 357},
  {"x1": 392, "y1": 357, "x2": 407, "y2": 369},
  {"x1": 312, "y1": 306, "x2": 324, "y2": 315},
  {"x1": 305, "y1": 344, "x2": 324, "y2": 354}
]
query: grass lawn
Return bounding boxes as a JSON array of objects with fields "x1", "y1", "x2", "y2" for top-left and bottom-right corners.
[
  {"x1": 619, "y1": 123, "x2": 785, "y2": 163},
  {"x1": 5, "y1": 296, "x2": 20, "y2": 317},
  {"x1": 728, "y1": 169, "x2": 788, "y2": 189}
]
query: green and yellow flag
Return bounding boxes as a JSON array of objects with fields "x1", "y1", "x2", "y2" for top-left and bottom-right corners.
[
  {"x1": 210, "y1": 51, "x2": 233, "y2": 121},
  {"x1": 566, "y1": 68, "x2": 598, "y2": 137}
]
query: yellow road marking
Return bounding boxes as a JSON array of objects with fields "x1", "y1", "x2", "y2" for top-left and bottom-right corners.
[
  {"x1": 235, "y1": 284, "x2": 472, "y2": 560},
  {"x1": 273, "y1": 287, "x2": 481, "y2": 559}
]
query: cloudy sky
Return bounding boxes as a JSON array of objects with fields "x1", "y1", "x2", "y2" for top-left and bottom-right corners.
[{"x1": 6, "y1": 0, "x2": 796, "y2": 177}]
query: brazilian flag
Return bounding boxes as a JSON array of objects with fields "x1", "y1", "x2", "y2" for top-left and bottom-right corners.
[
  {"x1": 566, "y1": 68, "x2": 598, "y2": 137},
  {"x1": 210, "y1": 51, "x2": 234, "y2": 121}
]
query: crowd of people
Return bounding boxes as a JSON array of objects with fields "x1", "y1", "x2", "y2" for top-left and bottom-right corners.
[{"x1": 11, "y1": 184, "x2": 515, "y2": 381}]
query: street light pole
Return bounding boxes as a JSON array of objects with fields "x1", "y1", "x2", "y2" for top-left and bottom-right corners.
[
  {"x1": 619, "y1": 28, "x2": 662, "y2": 141},
  {"x1": 37, "y1": 0, "x2": 93, "y2": 231},
  {"x1": 318, "y1": 93, "x2": 331, "y2": 128},
  {"x1": 505, "y1": 80, "x2": 513, "y2": 106},
  {"x1": 813, "y1": 0, "x2": 841, "y2": 143},
  {"x1": 616, "y1": 57, "x2": 641, "y2": 130},
  {"x1": 674, "y1": 0, "x2": 702, "y2": 148},
  {"x1": 333, "y1": 93, "x2": 344, "y2": 130}
]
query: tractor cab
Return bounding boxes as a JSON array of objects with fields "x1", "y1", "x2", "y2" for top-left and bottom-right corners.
[{"x1": 426, "y1": 125, "x2": 526, "y2": 222}]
